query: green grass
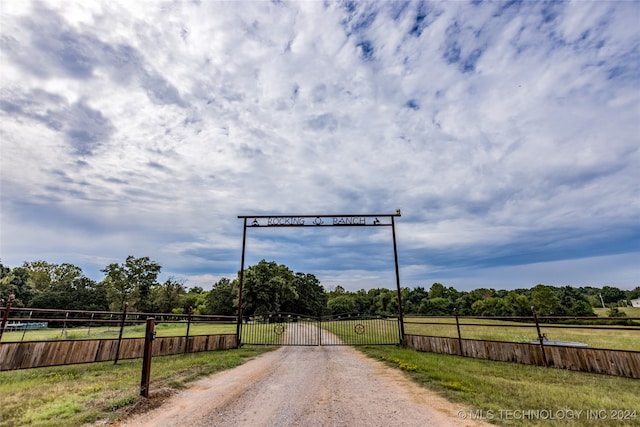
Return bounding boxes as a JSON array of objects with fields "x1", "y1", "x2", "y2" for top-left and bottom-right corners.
[
  {"x1": 360, "y1": 346, "x2": 640, "y2": 427},
  {"x1": 594, "y1": 307, "x2": 640, "y2": 317},
  {"x1": 404, "y1": 317, "x2": 640, "y2": 351},
  {"x1": 2, "y1": 340, "x2": 639, "y2": 427},
  {"x1": 321, "y1": 318, "x2": 401, "y2": 344},
  {"x1": 0, "y1": 347, "x2": 274, "y2": 427},
  {"x1": 0, "y1": 322, "x2": 236, "y2": 342},
  {"x1": 240, "y1": 321, "x2": 292, "y2": 345}
]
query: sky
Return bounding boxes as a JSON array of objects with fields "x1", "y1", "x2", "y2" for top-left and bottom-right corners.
[{"x1": 1, "y1": 0, "x2": 639, "y2": 293}]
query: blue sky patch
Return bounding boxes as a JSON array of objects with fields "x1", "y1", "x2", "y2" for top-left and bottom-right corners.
[{"x1": 0, "y1": 0, "x2": 638, "y2": 292}]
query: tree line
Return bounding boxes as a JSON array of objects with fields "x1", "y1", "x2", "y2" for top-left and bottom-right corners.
[{"x1": 1, "y1": 257, "x2": 638, "y2": 317}]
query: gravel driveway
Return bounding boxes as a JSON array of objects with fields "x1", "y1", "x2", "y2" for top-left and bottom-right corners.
[{"x1": 118, "y1": 337, "x2": 490, "y2": 427}]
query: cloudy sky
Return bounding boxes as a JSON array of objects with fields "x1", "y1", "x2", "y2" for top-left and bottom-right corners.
[{"x1": 1, "y1": 1, "x2": 638, "y2": 292}]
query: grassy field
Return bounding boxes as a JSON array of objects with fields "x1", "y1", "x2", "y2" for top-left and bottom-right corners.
[
  {"x1": 404, "y1": 316, "x2": 640, "y2": 351},
  {"x1": 239, "y1": 321, "x2": 289, "y2": 345},
  {"x1": 321, "y1": 318, "x2": 401, "y2": 344},
  {"x1": 594, "y1": 307, "x2": 640, "y2": 317},
  {"x1": 359, "y1": 346, "x2": 640, "y2": 427},
  {"x1": 0, "y1": 321, "x2": 236, "y2": 342}
]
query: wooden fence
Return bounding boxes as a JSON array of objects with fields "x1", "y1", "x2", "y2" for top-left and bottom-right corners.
[
  {"x1": 404, "y1": 334, "x2": 640, "y2": 379},
  {"x1": 0, "y1": 334, "x2": 237, "y2": 371}
]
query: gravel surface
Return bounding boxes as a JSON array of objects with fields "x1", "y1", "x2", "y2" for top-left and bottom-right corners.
[{"x1": 118, "y1": 325, "x2": 490, "y2": 427}]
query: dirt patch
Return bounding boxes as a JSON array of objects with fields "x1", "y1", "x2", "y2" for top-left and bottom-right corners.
[{"x1": 112, "y1": 345, "x2": 490, "y2": 427}]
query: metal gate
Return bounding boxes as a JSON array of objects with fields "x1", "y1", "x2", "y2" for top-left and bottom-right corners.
[{"x1": 240, "y1": 313, "x2": 401, "y2": 346}]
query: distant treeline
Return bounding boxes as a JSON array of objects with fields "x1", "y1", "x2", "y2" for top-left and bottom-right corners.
[{"x1": 1, "y1": 258, "x2": 638, "y2": 318}]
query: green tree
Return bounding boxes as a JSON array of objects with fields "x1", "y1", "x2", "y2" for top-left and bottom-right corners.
[
  {"x1": 0, "y1": 264, "x2": 32, "y2": 307},
  {"x1": 428, "y1": 283, "x2": 447, "y2": 299},
  {"x1": 206, "y1": 278, "x2": 237, "y2": 315},
  {"x1": 471, "y1": 297, "x2": 513, "y2": 316},
  {"x1": 627, "y1": 286, "x2": 640, "y2": 301},
  {"x1": 22, "y1": 260, "x2": 56, "y2": 296},
  {"x1": 454, "y1": 288, "x2": 494, "y2": 315},
  {"x1": 19, "y1": 262, "x2": 107, "y2": 310},
  {"x1": 419, "y1": 297, "x2": 453, "y2": 315},
  {"x1": 101, "y1": 262, "x2": 129, "y2": 311},
  {"x1": 328, "y1": 285, "x2": 346, "y2": 296},
  {"x1": 285, "y1": 273, "x2": 327, "y2": 316},
  {"x1": 369, "y1": 288, "x2": 397, "y2": 314},
  {"x1": 30, "y1": 274, "x2": 107, "y2": 311},
  {"x1": 101, "y1": 256, "x2": 161, "y2": 312},
  {"x1": 181, "y1": 286, "x2": 208, "y2": 314},
  {"x1": 404, "y1": 286, "x2": 428, "y2": 314},
  {"x1": 353, "y1": 289, "x2": 373, "y2": 314},
  {"x1": 504, "y1": 291, "x2": 531, "y2": 317},
  {"x1": 531, "y1": 284, "x2": 562, "y2": 316},
  {"x1": 558, "y1": 286, "x2": 594, "y2": 316},
  {"x1": 240, "y1": 260, "x2": 298, "y2": 316},
  {"x1": 600, "y1": 285, "x2": 626, "y2": 305},
  {"x1": 151, "y1": 278, "x2": 186, "y2": 313},
  {"x1": 327, "y1": 294, "x2": 356, "y2": 314}
]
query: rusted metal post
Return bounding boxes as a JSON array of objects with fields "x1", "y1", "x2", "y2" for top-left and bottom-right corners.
[
  {"x1": 236, "y1": 217, "x2": 248, "y2": 348},
  {"x1": 184, "y1": 306, "x2": 193, "y2": 354},
  {"x1": 532, "y1": 306, "x2": 548, "y2": 367},
  {"x1": 391, "y1": 215, "x2": 405, "y2": 344},
  {"x1": 454, "y1": 308, "x2": 464, "y2": 356},
  {"x1": 0, "y1": 294, "x2": 15, "y2": 342},
  {"x1": 140, "y1": 317, "x2": 155, "y2": 398},
  {"x1": 114, "y1": 302, "x2": 128, "y2": 365}
]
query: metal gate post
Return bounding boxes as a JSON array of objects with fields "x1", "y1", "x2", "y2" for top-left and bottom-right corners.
[
  {"x1": 236, "y1": 213, "x2": 405, "y2": 346},
  {"x1": 236, "y1": 217, "x2": 248, "y2": 347},
  {"x1": 532, "y1": 306, "x2": 548, "y2": 367},
  {"x1": 391, "y1": 216, "x2": 405, "y2": 344},
  {"x1": 140, "y1": 317, "x2": 155, "y2": 398},
  {"x1": 0, "y1": 294, "x2": 15, "y2": 342},
  {"x1": 454, "y1": 308, "x2": 464, "y2": 356},
  {"x1": 114, "y1": 302, "x2": 128, "y2": 365},
  {"x1": 184, "y1": 306, "x2": 192, "y2": 354}
]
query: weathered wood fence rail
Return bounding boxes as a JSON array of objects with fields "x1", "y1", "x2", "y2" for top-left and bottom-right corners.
[
  {"x1": 0, "y1": 334, "x2": 237, "y2": 371},
  {"x1": 405, "y1": 335, "x2": 640, "y2": 379}
]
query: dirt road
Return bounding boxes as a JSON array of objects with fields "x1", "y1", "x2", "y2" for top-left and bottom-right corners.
[{"x1": 118, "y1": 342, "x2": 490, "y2": 427}]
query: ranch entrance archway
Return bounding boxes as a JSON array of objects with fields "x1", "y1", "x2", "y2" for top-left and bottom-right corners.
[{"x1": 236, "y1": 213, "x2": 405, "y2": 347}]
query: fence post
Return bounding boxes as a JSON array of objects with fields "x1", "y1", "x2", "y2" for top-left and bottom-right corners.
[
  {"x1": 531, "y1": 306, "x2": 548, "y2": 367},
  {"x1": 62, "y1": 311, "x2": 69, "y2": 337},
  {"x1": 454, "y1": 308, "x2": 464, "y2": 356},
  {"x1": 0, "y1": 294, "x2": 15, "y2": 342},
  {"x1": 140, "y1": 317, "x2": 155, "y2": 398},
  {"x1": 21, "y1": 310, "x2": 33, "y2": 342},
  {"x1": 184, "y1": 306, "x2": 193, "y2": 354},
  {"x1": 114, "y1": 302, "x2": 128, "y2": 365},
  {"x1": 88, "y1": 312, "x2": 95, "y2": 336}
]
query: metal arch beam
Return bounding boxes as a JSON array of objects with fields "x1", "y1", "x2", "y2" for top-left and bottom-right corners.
[
  {"x1": 238, "y1": 212, "x2": 401, "y2": 228},
  {"x1": 235, "y1": 212, "x2": 404, "y2": 347}
]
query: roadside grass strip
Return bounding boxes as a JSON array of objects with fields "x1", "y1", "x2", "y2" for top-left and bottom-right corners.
[
  {"x1": 0, "y1": 347, "x2": 273, "y2": 427},
  {"x1": 360, "y1": 346, "x2": 640, "y2": 427}
]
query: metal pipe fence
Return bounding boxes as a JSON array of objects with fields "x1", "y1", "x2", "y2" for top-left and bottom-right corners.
[
  {"x1": 2, "y1": 304, "x2": 638, "y2": 351},
  {"x1": 0, "y1": 305, "x2": 237, "y2": 344},
  {"x1": 403, "y1": 312, "x2": 640, "y2": 352}
]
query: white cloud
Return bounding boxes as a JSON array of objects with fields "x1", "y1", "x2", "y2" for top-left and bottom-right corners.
[{"x1": 1, "y1": 1, "x2": 638, "y2": 292}]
